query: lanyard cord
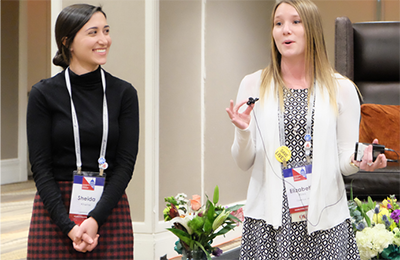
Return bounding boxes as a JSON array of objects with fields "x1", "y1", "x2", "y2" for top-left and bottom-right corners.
[
  {"x1": 278, "y1": 88, "x2": 315, "y2": 166},
  {"x1": 65, "y1": 68, "x2": 109, "y2": 176}
]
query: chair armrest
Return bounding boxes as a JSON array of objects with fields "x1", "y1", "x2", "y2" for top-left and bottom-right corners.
[{"x1": 335, "y1": 17, "x2": 354, "y2": 80}]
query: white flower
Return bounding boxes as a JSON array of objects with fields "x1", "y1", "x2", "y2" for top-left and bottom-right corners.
[
  {"x1": 366, "y1": 209, "x2": 375, "y2": 224},
  {"x1": 356, "y1": 224, "x2": 394, "y2": 260},
  {"x1": 393, "y1": 228, "x2": 400, "y2": 246},
  {"x1": 175, "y1": 193, "x2": 189, "y2": 205},
  {"x1": 170, "y1": 215, "x2": 194, "y2": 235},
  {"x1": 175, "y1": 193, "x2": 187, "y2": 198}
]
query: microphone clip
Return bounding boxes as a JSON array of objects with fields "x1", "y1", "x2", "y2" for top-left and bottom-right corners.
[{"x1": 247, "y1": 97, "x2": 259, "y2": 105}]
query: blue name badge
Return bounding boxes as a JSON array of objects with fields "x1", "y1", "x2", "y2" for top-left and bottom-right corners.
[
  {"x1": 69, "y1": 171, "x2": 105, "y2": 225},
  {"x1": 283, "y1": 164, "x2": 312, "y2": 222}
]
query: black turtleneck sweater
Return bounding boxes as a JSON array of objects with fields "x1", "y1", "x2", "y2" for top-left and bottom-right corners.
[{"x1": 27, "y1": 66, "x2": 139, "y2": 235}]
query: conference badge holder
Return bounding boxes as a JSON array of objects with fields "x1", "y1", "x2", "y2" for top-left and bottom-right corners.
[
  {"x1": 69, "y1": 169, "x2": 106, "y2": 225},
  {"x1": 283, "y1": 164, "x2": 312, "y2": 223}
]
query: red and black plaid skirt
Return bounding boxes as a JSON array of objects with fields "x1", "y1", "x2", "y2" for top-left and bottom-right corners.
[{"x1": 27, "y1": 181, "x2": 134, "y2": 259}]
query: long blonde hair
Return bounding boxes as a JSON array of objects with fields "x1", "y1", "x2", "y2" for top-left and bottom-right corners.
[{"x1": 260, "y1": 0, "x2": 337, "y2": 112}]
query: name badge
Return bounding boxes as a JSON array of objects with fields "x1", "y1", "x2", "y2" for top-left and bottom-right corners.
[
  {"x1": 282, "y1": 164, "x2": 312, "y2": 222},
  {"x1": 69, "y1": 171, "x2": 105, "y2": 225}
]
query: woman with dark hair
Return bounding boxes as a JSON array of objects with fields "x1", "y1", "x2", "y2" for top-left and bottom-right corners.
[
  {"x1": 226, "y1": 0, "x2": 386, "y2": 259},
  {"x1": 27, "y1": 4, "x2": 138, "y2": 259}
]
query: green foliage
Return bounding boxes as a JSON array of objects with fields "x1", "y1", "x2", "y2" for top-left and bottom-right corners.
[
  {"x1": 164, "y1": 185, "x2": 244, "y2": 259},
  {"x1": 165, "y1": 196, "x2": 178, "y2": 206},
  {"x1": 348, "y1": 183, "x2": 374, "y2": 231},
  {"x1": 381, "y1": 245, "x2": 400, "y2": 260}
]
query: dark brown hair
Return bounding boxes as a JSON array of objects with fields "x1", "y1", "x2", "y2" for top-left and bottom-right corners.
[{"x1": 53, "y1": 4, "x2": 106, "y2": 69}]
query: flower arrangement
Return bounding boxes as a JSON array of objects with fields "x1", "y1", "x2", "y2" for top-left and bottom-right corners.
[
  {"x1": 348, "y1": 194, "x2": 400, "y2": 260},
  {"x1": 163, "y1": 186, "x2": 244, "y2": 260}
]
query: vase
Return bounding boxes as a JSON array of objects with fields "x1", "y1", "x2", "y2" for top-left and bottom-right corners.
[{"x1": 181, "y1": 248, "x2": 207, "y2": 260}]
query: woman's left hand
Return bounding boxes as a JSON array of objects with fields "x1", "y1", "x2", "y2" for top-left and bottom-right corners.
[
  {"x1": 352, "y1": 139, "x2": 387, "y2": 171},
  {"x1": 73, "y1": 217, "x2": 99, "y2": 252}
]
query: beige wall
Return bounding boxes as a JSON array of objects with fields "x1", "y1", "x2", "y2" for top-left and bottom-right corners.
[
  {"x1": 159, "y1": 0, "x2": 203, "y2": 219},
  {"x1": 158, "y1": 0, "x2": 274, "y2": 220},
  {"x1": 383, "y1": 0, "x2": 400, "y2": 21},
  {"x1": 1, "y1": 1, "x2": 19, "y2": 160},
  {"x1": 204, "y1": 0, "x2": 273, "y2": 205},
  {"x1": 27, "y1": 1, "x2": 51, "y2": 92}
]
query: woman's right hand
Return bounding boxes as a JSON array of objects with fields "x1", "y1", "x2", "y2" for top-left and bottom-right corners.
[
  {"x1": 68, "y1": 225, "x2": 99, "y2": 253},
  {"x1": 226, "y1": 99, "x2": 254, "y2": 130}
]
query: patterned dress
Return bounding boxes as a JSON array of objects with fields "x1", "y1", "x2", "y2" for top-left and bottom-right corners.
[{"x1": 239, "y1": 88, "x2": 360, "y2": 259}]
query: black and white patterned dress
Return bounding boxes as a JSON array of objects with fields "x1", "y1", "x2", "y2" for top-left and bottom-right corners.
[{"x1": 240, "y1": 88, "x2": 360, "y2": 260}]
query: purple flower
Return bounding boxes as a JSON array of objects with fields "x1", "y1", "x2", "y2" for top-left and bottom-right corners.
[
  {"x1": 391, "y1": 209, "x2": 400, "y2": 223},
  {"x1": 356, "y1": 222, "x2": 366, "y2": 231},
  {"x1": 212, "y1": 247, "x2": 223, "y2": 257},
  {"x1": 384, "y1": 219, "x2": 391, "y2": 228}
]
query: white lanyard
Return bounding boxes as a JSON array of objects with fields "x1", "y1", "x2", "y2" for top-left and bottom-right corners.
[
  {"x1": 65, "y1": 68, "x2": 109, "y2": 175},
  {"x1": 278, "y1": 88, "x2": 315, "y2": 165}
]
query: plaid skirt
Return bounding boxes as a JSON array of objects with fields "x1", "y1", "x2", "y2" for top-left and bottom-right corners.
[{"x1": 27, "y1": 181, "x2": 134, "y2": 259}]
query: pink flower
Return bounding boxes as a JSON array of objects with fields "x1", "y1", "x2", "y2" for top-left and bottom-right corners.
[
  {"x1": 231, "y1": 208, "x2": 244, "y2": 226},
  {"x1": 190, "y1": 195, "x2": 201, "y2": 211}
]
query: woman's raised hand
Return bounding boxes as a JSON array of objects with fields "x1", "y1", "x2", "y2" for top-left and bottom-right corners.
[{"x1": 226, "y1": 99, "x2": 254, "y2": 130}]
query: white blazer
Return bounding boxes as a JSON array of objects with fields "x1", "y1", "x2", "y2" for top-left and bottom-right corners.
[{"x1": 231, "y1": 70, "x2": 360, "y2": 234}]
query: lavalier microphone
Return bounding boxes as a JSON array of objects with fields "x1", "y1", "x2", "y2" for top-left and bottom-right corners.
[{"x1": 247, "y1": 97, "x2": 259, "y2": 105}]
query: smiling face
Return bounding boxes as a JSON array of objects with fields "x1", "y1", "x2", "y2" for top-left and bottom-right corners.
[
  {"x1": 69, "y1": 11, "x2": 111, "y2": 74},
  {"x1": 272, "y1": 3, "x2": 306, "y2": 61}
]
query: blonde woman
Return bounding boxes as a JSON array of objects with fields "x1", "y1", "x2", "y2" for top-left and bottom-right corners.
[{"x1": 226, "y1": 0, "x2": 386, "y2": 259}]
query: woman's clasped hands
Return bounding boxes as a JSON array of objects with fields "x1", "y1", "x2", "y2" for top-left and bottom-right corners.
[{"x1": 68, "y1": 217, "x2": 99, "y2": 253}]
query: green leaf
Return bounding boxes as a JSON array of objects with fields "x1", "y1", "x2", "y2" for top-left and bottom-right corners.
[
  {"x1": 211, "y1": 224, "x2": 236, "y2": 239},
  {"x1": 204, "y1": 218, "x2": 213, "y2": 233},
  {"x1": 193, "y1": 241, "x2": 212, "y2": 260},
  {"x1": 213, "y1": 185, "x2": 219, "y2": 205},
  {"x1": 165, "y1": 196, "x2": 178, "y2": 206},
  {"x1": 367, "y1": 196, "x2": 376, "y2": 211},
  {"x1": 167, "y1": 228, "x2": 193, "y2": 248},
  {"x1": 227, "y1": 214, "x2": 241, "y2": 223},
  {"x1": 364, "y1": 213, "x2": 371, "y2": 227},
  {"x1": 226, "y1": 204, "x2": 244, "y2": 212},
  {"x1": 381, "y1": 245, "x2": 400, "y2": 259},
  {"x1": 350, "y1": 180, "x2": 354, "y2": 201},
  {"x1": 207, "y1": 200, "x2": 215, "y2": 223},
  {"x1": 188, "y1": 217, "x2": 205, "y2": 237}
]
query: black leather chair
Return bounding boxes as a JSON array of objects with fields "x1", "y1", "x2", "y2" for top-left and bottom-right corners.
[{"x1": 335, "y1": 17, "x2": 400, "y2": 200}]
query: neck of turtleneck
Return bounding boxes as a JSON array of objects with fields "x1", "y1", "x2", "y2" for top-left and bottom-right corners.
[{"x1": 68, "y1": 66, "x2": 102, "y2": 89}]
